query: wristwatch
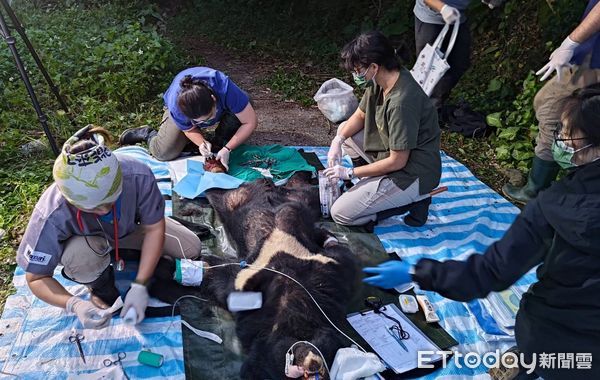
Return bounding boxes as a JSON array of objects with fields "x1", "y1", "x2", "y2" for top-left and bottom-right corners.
[{"x1": 348, "y1": 168, "x2": 354, "y2": 179}]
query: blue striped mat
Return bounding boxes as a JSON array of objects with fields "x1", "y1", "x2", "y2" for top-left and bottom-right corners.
[
  {"x1": 0, "y1": 267, "x2": 184, "y2": 379},
  {"x1": 0, "y1": 146, "x2": 536, "y2": 379},
  {"x1": 303, "y1": 146, "x2": 536, "y2": 379}
]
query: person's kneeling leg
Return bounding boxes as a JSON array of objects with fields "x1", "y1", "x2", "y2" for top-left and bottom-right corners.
[
  {"x1": 162, "y1": 217, "x2": 202, "y2": 260},
  {"x1": 331, "y1": 177, "x2": 426, "y2": 227},
  {"x1": 61, "y1": 236, "x2": 120, "y2": 309}
]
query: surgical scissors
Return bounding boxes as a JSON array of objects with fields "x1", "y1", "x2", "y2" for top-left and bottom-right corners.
[
  {"x1": 104, "y1": 352, "x2": 130, "y2": 380},
  {"x1": 68, "y1": 329, "x2": 86, "y2": 364}
]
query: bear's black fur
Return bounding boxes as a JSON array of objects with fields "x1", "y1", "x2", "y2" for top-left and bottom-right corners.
[{"x1": 150, "y1": 173, "x2": 359, "y2": 379}]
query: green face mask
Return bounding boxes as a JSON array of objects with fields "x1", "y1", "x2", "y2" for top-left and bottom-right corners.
[
  {"x1": 551, "y1": 139, "x2": 592, "y2": 169},
  {"x1": 352, "y1": 72, "x2": 367, "y2": 88},
  {"x1": 352, "y1": 65, "x2": 373, "y2": 88}
]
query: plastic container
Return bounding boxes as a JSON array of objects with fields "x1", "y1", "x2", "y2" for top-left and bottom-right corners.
[{"x1": 318, "y1": 170, "x2": 341, "y2": 218}]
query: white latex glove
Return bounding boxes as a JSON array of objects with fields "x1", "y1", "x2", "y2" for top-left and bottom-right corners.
[
  {"x1": 440, "y1": 4, "x2": 460, "y2": 24},
  {"x1": 536, "y1": 37, "x2": 580, "y2": 81},
  {"x1": 216, "y1": 147, "x2": 231, "y2": 170},
  {"x1": 327, "y1": 135, "x2": 345, "y2": 167},
  {"x1": 323, "y1": 165, "x2": 352, "y2": 180},
  {"x1": 481, "y1": 0, "x2": 506, "y2": 9},
  {"x1": 66, "y1": 296, "x2": 111, "y2": 329},
  {"x1": 120, "y1": 283, "x2": 148, "y2": 324},
  {"x1": 198, "y1": 140, "x2": 213, "y2": 156}
]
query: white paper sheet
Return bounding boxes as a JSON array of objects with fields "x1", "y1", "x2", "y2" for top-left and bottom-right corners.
[{"x1": 347, "y1": 304, "x2": 442, "y2": 374}]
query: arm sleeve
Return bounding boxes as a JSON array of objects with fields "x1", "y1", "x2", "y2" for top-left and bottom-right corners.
[
  {"x1": 412, "y1": 198, "x2": 552, "y2": 302},
  {"x1": 170, "y1": 108, "x2": 193, "y2": 131},
  {"x1": 136, "y1": 171, "x2": 166, "y2": 226},
  {"x1": 16, "y1": 208, "x2": 64, "y2": 275},
  {"x1": 387, "y1": 104, "x2": 420, "y2": 151},
  {"x1": 224, "y1": 79, "x2": 250, "y2": 114},
  {"x1": 358, "y1": 89, "x2": 370, "y2": 112}
]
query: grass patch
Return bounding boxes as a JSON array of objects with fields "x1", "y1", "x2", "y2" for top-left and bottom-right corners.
[{"x1": 260, "y1": 68, "x2": 321, "y2": 106}]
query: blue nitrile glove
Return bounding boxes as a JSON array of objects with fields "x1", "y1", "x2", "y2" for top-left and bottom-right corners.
[{"x1": 363, "y1": 261, "x2": 412, "y2": 289}]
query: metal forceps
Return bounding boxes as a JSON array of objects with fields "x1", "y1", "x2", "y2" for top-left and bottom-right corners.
[
  {"x1": 68, "y1": 329, "x2": 86, "y2": 364},
  {"x1": 104, "y1": 352, "x2": 130, "y2": 380}
]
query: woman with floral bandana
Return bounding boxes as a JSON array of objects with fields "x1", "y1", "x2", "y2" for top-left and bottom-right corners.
[{"x1": 17, "y1": 126, "x2": 201, "y2": 329}]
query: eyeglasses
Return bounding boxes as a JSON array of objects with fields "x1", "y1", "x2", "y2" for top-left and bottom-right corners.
[
  {"x1": 353, "y1": 66, "x2": 370, "y2": 77},
  {"x1": 191, "y1": 108, "x2": 217, "y2": 127},
  {"x1": 553, "y1": 122, "x2": 587, "y2": 142}
]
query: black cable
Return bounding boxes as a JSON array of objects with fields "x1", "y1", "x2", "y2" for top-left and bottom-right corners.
[
  {"x1": 80, "y1": 219, "x2": 112, "y2": 258},
  {"x1": 380, "y1": 309, "x2": 410, "y2": 340}
]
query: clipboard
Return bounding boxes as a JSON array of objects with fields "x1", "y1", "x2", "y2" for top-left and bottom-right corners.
[{"x1": 347, "y1": 304, "x2": 444, "y2": 374}]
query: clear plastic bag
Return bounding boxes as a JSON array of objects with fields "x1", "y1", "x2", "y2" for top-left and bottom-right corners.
[{"x1": 313, "y1": 78, "x2": 358, "y2": 123}]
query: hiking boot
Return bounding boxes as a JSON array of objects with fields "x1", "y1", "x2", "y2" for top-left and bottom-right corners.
[
  {"x1": 502, "y1": 157, "x2": 560, "y2": 205},
  {"x1": 118, "y1": 125, "x2": 157, "y2": 146},
  {"x1": 403, "y1": 197, "x2": 432, "y2": 227}
]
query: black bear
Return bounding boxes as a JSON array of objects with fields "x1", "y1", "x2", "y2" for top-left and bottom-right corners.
[{"x1": 150, "y1": 173, "x2": 360, "y2": 379}]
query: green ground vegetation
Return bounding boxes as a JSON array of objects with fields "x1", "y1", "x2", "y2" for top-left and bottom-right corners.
[{"x1": 0, "y1": 0, "x2": 188, "y2": 307}]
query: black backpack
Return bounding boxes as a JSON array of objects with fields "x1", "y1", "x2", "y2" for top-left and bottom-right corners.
[{"x1": 441, "y1": 102, "x2": 489, "y2": 138}]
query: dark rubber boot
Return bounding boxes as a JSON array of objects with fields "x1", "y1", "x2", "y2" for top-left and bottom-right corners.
[
  {"x1": 87, "y1": 265, "x2": 120, "y2": 309},
  {"x1": 375, "y1": 197, "x2": 432, "y2": 227},
  {"x1": 502, "y1": 157, "x2": 560, "y2": 205},
  {"x1": 118, "y1": 125, "x2": 157, "y2": 146},
  {"x1": 403, "y1": 197, "x2": 432, "y2": 227}
]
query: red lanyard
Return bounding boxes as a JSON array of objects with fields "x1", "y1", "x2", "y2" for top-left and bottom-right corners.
[{"x1": 76, "y1": 206, "x2": 121, "y2": 269}]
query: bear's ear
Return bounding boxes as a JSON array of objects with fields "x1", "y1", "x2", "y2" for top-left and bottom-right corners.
[{"x1": 207, "y1": 185, "x2": 252, "y2": 213}]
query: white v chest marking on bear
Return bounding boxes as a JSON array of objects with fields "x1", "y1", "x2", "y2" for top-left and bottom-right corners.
[{"x1": 234, "y1": 228, "x2": 337, "y2": 291}]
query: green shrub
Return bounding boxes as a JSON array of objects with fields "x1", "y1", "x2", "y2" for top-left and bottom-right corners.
[
  {"x1": 0, "y1": 0, "x2": 186, "y2": 162},
  {"x1": 486, "y1": 72, "x2": 545, "y2": 171}
]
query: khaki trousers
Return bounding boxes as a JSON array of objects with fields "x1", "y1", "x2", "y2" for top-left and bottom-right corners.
[
  {"x1": 534, "y1": 65, "x2": 600, "y2": 161},
  {"x1": 61, "y1": 217, "x2": 201, "y2": 283}
]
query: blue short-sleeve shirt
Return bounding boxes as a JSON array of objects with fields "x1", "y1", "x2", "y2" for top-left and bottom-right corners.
[
  {"x1": 163, "y1": 67, "x2": 250, "y2": 131},
  {"x1": 572, "y1": 0, "x2": 600, "y2": 69}
]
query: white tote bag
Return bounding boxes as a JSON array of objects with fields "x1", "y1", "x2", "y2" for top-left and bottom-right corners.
[{"x1": 410, "y1": 21, "x2": 460, "y2": 96}]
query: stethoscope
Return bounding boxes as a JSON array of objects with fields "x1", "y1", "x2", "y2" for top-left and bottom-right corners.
[{"x1": 76, "y1": 206, "x2": 124, "y2": 271}]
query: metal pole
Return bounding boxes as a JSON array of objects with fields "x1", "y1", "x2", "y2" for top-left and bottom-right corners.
[
  {"x1": 1, "y1": 0, "x2": 74, "y2": 125},
  {"x1": 0, "y1": 8, "x2": 59, "y2": 156}
]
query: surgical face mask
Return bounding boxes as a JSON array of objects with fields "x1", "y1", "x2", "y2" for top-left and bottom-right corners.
[
  {"x1": 352, "y1": 65, "x2": 373, "y2": 88},
  {"x1": 551, "y1": 139, "x2": 592, "y2": 169},
  {"x1": 191, "y1": 107, "x2": 217, "y2": 127}
]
